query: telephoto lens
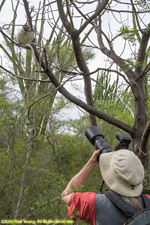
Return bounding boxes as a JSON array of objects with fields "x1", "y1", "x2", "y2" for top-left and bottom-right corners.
[{"x1": 85, "y1": 126, "x2": 112, "y2": 160}]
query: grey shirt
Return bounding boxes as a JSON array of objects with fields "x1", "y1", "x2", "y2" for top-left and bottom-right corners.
[{"x1": 95, "y1": 194, "x2": 144, "y2": 225}]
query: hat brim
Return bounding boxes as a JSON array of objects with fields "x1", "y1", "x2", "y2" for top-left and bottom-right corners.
[{"x1": 100, "y1": 152, "x2": 143, "y2": 197}]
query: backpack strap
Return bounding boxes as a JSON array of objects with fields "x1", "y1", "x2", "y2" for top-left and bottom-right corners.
[
  {"x1": 141, "y1": 193, "x2": 150, "y2": 208},
  {"x1": 105, "y1": 190, "x2": 138, "y2": 217}
]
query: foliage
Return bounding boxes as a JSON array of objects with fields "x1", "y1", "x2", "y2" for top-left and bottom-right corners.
[
  {"x1": 93, "y1": 70, "x2": 134, "y2": 126},
  {"x1": 0, "y1": 76, "x2": 99, "y2": 220},
  {"x1": 0, "y1": 0, "x2": 150, "y2": 223},
  {"x1": 119, "y1": 25, "x2": 138, "y2": 44}
]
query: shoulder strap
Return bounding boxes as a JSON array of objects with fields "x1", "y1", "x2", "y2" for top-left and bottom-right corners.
[
  {"x1": 141, "y1": 193, "x2": 150, "y2": 208},
  {"x1": 105, "y1": 190, "x2": 138, "y2": 217}
]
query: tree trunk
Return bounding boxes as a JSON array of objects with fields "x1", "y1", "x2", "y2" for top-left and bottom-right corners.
[{"x1": 132, "y1": 77, "x2": 148, "y2": 168}]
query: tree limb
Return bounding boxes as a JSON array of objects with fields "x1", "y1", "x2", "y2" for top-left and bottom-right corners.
[
  {"x1": 140, "y1": 121, "x2": 150, "y2": 156},
  {"x1": 0, "y1": 65, "x2": 51, "y2": 83},
  {"x1": 95, "y1": 14, "x2": 136, "y2": 80},
  {"x1": 58, "y1": 67, "x2": 130, "y2": 84},
  {"x1": 56, "y1": 0, "x2": 73, "y2": 36},
  {"x1": 130, "y1": 0, "x2": 143, "y2": 34},
  {"x1": 33, "y1": 46, "x2": 134, "y2": 135},
  {"x1": 77, "y1": 0, "x2": 109, "y2": 36},
  {"x1": 0, "y1": 27, "x2": 18, "y2": 45},
  {"x1": 142, "y1": 61, "x2": 150, "y2": 76},
  {"x1": 27, "y1": 75, "x2": 75, "y2": 122},
  {"x1": 135, "y1": 31, "x2": 150, "y2": 76},
  {"x1": 22, "y1": 0, "x2": 34, "y2": 30},
  {"x1": 56, "y1": 0, "x2": 97, "y2": 126}
]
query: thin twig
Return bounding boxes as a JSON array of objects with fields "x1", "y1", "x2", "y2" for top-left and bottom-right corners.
[
  {"x1": 27, "y1": 75, "x2": 75, "y2": 122},
  {"x1": 0, "y1": 65, "x2": 51, "y2": 83}
]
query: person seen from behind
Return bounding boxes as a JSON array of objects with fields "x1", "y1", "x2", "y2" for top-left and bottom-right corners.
[{"x1": 62, "y1": 149, "x2": 150, "y2": 225}]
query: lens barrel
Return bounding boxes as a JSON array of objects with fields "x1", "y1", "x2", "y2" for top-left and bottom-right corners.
[{"x1": 85, "y1": 126, "x2": 112, "y2": 154}]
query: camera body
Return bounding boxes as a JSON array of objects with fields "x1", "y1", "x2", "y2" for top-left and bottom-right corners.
[
  {"x1": 115, "y1": 131, "x2": 131, "y2": 151},
  {"x1": 85, "y1": 126, "x2": 131, "y2": 159}
]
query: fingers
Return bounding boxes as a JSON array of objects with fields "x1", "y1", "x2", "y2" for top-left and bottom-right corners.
[
  {"x1": 93, "y1": 149, "x2": 100, "y2": 158},
  {"x1": 95, "y1": 149, "x2": 101, "y2": 162},
  {"x1": 89, "y1": 149, "x2": 100, "y2": 164},
  {"x1": 95, "y1": 149, "x2": 101, "y2": 155}
]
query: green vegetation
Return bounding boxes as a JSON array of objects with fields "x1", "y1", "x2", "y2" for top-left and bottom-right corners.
[{"x1": 0, "y1": 0, "x2": 150, "y2": 223}]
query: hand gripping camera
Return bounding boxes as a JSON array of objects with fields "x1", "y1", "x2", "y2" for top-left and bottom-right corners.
[{"x1": 85, "y1": 126, "x2": 131, "y2": 159}]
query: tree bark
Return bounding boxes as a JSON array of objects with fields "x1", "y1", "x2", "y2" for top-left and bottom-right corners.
[{"x1": 57, "y1": 0, "x2": 98, "y2": 126}]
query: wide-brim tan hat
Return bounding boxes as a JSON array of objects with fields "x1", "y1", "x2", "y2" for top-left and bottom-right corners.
[{"x1": 100, "y1": 150, "x2": 144, "y2": 197}]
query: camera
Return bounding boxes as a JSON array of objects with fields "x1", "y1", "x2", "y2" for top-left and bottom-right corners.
[
  {"x1": 115, "y1": 131, "x2": 131, "y2": 151},
  {"x1": 85, "y1": 126, "x2": 131, "y2": 159}
]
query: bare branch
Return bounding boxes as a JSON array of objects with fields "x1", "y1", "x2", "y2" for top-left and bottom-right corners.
[
  {"x1": 0, "y1": 65, "x2": 51, "y2": 83},
  {"x1": 56, "y1": 0, "x2": 73, "y2": 36},
  {"x1": 0, "y1": 0, "x2": 6, "y2": 11},
  {"x1": 33, "y1": 46, "x2": 134, "y2": 135},
  {"x1": 27, "y1": 75, "x2": 75, "y2": 122},
  {"x1": 78, "y1": 0, "x2": 109, "y2": 35},
  {"x1": 56, "y1": 0, "x2": 97, "y2": 126},
  {"x1": 142, "y1": 61, "x2": 150, "y2": 76},
  {"x1": 135, "y1": 31, "x2": 150, "y2": 75},
  {"x1": 95, "y1": 13, "x2": 136, "y2": 80},
  {"x1": 139, "y1": 121, "x2": 150, "y2": 160},
  {"x1": 140, "y1": 121, "x2": 150, "y2": 156},
  {"x1": 0, "y1": 27, "x2": 18, "y2": 45},
  {"x1": 130, "y1": 0, "x2": 143, "y2": 34},
  {"x1": 22, "y1": 0, "x2": 34, "y2": 29},
  {"x1": 66, "y1": 0, "x2": 75, "y2": 31},
  {"x1": 59, "y1": 67, "x2": 130, "y2": 84}
]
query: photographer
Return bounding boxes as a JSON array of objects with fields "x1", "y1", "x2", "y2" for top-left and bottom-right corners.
[{"x1": 62, "y1": 149, "x2": 150, "y2": 225}]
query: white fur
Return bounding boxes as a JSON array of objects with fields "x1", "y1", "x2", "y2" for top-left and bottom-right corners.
[{"x1": 17, "y1": 25, "x2": 37, "y2": 65}]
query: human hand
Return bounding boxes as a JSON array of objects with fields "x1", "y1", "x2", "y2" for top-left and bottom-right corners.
[{"x1": 88, "y1": 149, "x2": 100, "y2": 167}]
